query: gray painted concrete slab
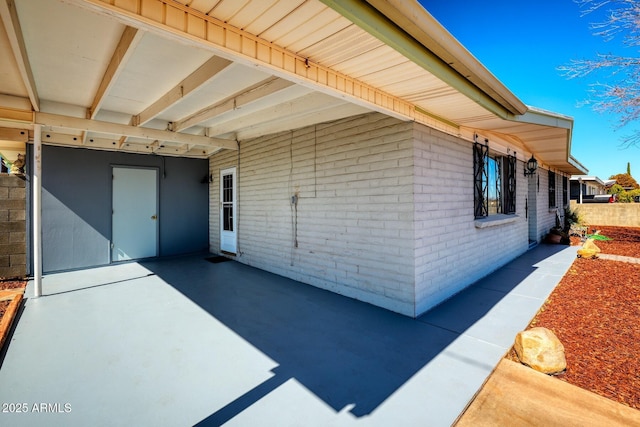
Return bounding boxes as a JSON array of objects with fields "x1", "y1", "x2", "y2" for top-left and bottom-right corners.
[{"x1": 0, "y1": 244, "x2": 577, "y2": 426}]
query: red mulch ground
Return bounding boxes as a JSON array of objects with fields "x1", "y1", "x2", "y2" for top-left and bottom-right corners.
[
  {"x1": 0, "y1": 279, "x2": 26, "y2": 319},
  {"x1": 509, "y1": 225, "x2": 640, "y2": 410},
  {"x1": 590, "y1": 225, "x2": 640, "y2": 258}
]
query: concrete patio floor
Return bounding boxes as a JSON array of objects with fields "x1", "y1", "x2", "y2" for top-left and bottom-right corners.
[{"x1": 0, "y1": 244, "x2": 577, "y2": 426}]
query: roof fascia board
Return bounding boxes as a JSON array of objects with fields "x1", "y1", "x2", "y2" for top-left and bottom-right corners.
[
  {"x1": 569, "y1": 155, "x2": 589, "y2": 174},
  {"x1": 319, "y1": 0, "x2": 515, "y2": 121},
  {"x1": 512, "y1": 108, "x2": 574, "y2": 130},
  {"x1": 364, "y1": 0, "x2": 527, "y2": 116}
]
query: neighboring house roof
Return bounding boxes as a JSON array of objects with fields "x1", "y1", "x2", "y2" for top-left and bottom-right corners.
[
  {"x1": 570, "y1": 175, "x2": 607, "y2": 186},
  {"x1": 0, "y1": 0, "x2": 586, "y2": 174}
]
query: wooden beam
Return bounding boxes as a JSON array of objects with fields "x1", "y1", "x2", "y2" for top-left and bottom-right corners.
[
  {"x1": 0, "y1": 106, "x2": 32, "y2": 123},
  {"x1": 0, "y1": 127, "x2": 29, "y2": 142},
  {"x1": 0, "y1": 0, "x2": 39, "y2": 112},
  {"x1": 134, "y1": 55, "x2": 232, "y2": 126},
  {"x1": 89, "y1": 26, "x2": 142, "y2": 119},
  {"x1": 34, "y1": 112, "x2": 237, "y2": 150},
  {"x1": 174, "y1": 77, "x2": 295, "y2": 132},
  {"x1": 35, "y1": 131, "x2": 208, "y2": 157}
]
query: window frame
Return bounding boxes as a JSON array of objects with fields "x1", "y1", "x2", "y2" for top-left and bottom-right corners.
[
  {"x1": 548, "y1": 170, "x2": 557, "y2": 208},
  {"x1": 474, "y1": 140, "x2": 517, "y2": 219}
]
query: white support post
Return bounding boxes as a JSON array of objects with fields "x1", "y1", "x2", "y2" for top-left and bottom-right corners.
[
  {"x1": 33, "y1": 124, "x2": 42, "y2": 297},
  {"x1": 579, "y1": 178, "x2": 583, "y2": 204}
]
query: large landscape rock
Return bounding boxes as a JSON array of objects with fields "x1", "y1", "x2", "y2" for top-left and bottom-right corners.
[{"x1": 514, "y1": 327, "x2": 566, "y2": 374}]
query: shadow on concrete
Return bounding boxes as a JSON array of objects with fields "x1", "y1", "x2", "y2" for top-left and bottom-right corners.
[{"x1": 141, "y1": 244, "x2": 568, "y2": 423}]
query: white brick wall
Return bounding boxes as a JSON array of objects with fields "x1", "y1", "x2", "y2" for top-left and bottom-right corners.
[
  {"x1": 210, "y1": 113, "x2": 417, "y2": 316},
  {"x1": 210, "y1": 112, "x2": 550, "y2": 317},
  {"x1": 412, "y1": 124, "x2": 529, "y2": 315},
  {"x1": 535, "y1": 169, "x2": 571, "y2": 240}
]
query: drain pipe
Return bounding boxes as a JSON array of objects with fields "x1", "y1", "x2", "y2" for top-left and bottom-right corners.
[{"x1": 33, "y1": 124, "x2": 42, "y2": 298}]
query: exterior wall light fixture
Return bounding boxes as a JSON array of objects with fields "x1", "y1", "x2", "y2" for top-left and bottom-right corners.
[{"x1": 524, "y1": 155, "x2": 538, "y2": 177}]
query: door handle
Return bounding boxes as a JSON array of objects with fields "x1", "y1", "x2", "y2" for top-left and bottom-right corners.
[{"x1": 151, "y1": 215, "x2": 157, "y2": 220}]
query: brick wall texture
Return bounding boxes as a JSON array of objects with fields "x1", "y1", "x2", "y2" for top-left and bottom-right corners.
[
  {"x1": 209, "y1": 112, "x2": 567, "y2": 317},
  {"x1": 0, "y1": 174, "x2": 26, "y2": 278}
]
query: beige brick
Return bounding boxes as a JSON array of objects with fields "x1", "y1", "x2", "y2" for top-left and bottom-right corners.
[
  {"x1": 0, "y1": 255, "x2": 8, "y2": 267},
  {"x1": 9, "y1": 187, "x2": 25, "y2": 199},
  {"x1": 0, "y1": 221, "x2": 24, "y2": 233},
  {"x1": 10, "y1": 232, "x2": 25, "y2": 243},
  {"x1": 1, "y1": 199, "x2": 25, "y2": 210},
  {"x1": 0, "y1": 265, "x2": 26, "y2": 279},
  {"x1": 10, "y1": 254, "x2": 26, "y2": 265},
  {"x1": 0, "y1": 242, "x2": 25, "y2": 255},
  {"x1": 0, "y1": 175, "x2": 25, "y2": 187},
  {"x1": 0, "y1": 187, "x2": 8, "y2": 199},
  {"x1": 0, "y1": 210, "x2": 8, "y2": 221},
  {"x1": 9, "y1": 209, "x2": 25, "y2": 221}
]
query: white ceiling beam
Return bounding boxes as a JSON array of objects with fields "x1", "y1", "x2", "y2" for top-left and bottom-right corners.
[
  {"x1": 0, "y1": 0, "x2": 39, "y2": 111},
  {"x1": 134, "y1": 55, "x2": 232, "y2": 126},
  {"x1": 174, "y1": 77, "x2": 295, "y2": 132},
  {"x1": 34, "y1": 112, "x2": 237, "y2": 150},
  {"x1": 88, "y1": 26, "x2": 143, "y2": 119}
]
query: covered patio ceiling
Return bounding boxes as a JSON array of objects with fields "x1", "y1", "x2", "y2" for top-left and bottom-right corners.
[{"x1": 0, "y1": 0, "x2": 586, "y2": 173}]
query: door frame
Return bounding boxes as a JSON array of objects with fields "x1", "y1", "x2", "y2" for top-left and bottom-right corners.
[
  {"x1": 110, "y1": 165, "x2": 160, "y2": 262},
  {"x1": 219, "y1": 166, "x2": 237, "y2": 254}
]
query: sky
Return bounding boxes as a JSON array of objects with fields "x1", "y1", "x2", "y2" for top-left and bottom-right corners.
[{"x1": 420, "y1": 0, "x2": 639, "y2": 179}]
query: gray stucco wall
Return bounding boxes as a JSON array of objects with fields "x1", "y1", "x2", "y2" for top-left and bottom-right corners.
[{"x1": 27, "y1": 145, "x2": 209, "y2": 273}]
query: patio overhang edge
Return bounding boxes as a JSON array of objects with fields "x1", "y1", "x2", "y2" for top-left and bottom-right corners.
[{"x1": 319, "y1": 0, "x2": 520, "y2": 121}]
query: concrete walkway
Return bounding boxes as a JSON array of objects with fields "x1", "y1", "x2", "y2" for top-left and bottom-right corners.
[{"x1": 0, "y1": 244, "x2": 577, "y2": 426}]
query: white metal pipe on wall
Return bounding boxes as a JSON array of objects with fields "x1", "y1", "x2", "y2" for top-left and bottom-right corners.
[{"x1": 33, "y1": 125, "x2": 42, "y2": 297}]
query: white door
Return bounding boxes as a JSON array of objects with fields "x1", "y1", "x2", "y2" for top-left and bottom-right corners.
[
  {"x1": 220, "y1": 167, "x2": 237, "y2": 254},
  {"x1": 112, "y1": 167, "x2": 158, "y2": 261}
]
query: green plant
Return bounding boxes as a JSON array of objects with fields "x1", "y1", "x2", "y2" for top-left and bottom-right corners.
[
  {"x1": 608, "y1": 183, "x2": 625, "y2": 195},
  {"x1": 564, "y1": 206, "x2": 585, "y2": 230}
]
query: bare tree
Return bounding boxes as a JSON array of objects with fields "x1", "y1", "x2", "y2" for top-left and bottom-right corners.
[{"x1": 559, "y1": 0, "x2": 640, "y2": 147}]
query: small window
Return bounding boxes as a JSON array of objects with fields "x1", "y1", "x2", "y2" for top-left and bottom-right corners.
[
  {"x1": 548, "y1": 170, "x2": 557, "y2": 208},
  {"x1": 562, "y1": 176, "x2": 568, "y2": 206},
  {"x1": 474, "y1": 140, "x2": 517, "y2": 218}
]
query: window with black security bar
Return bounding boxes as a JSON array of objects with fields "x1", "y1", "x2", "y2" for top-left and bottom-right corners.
[
  {"x1": 474, "y1": 139, "x2": 517, "y2": 218},
  {"x1": 474, "y1": 141, "x2": 489, "y2": 218},
  {"x1": 548, "y1": 170, "x2": 557, "y2": 208},
  {"x1": 562, "y1": 176, "x2": 568, "y2": 206},
  {"x1": 503, "y1": 154, "x2": 517, "y2": 214}
]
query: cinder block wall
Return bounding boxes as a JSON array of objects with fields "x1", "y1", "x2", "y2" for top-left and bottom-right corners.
[
  {"x1": 569, "y1": 201, "x2": 640, "y2": 227},
  {"x1": 0, "y1": 174, "x2": 26, "y2": 278},
  {"x1": 210, "y1": 113, "x2": 417, "y2": 315}
]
